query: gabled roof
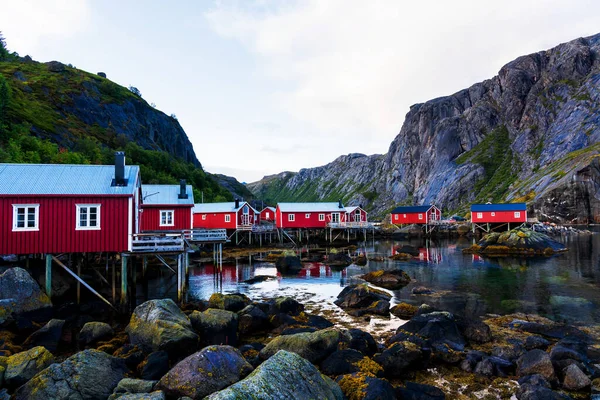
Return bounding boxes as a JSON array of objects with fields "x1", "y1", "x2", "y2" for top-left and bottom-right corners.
[
  {"x1": 141, "y1": 185, "x2": 194, "y2": 206},
  {"x1": 277, "y1": 202, "x2": 345, "y2": 212},
  {"x1": 193, "y1": 201, "x2": 258, "y2": 214},
  {"x1": 261, "y1": 206, "x2": 276, "y2": 213},
  {"x1": 0, "y1": 164, "x2": 139, "y2": 195},
  {"x1": 471, "y1": 203, "x2": 527, "y2": 212},
  {"x1": 391, "y1": 205, "x2": 436, "y2": 214}
]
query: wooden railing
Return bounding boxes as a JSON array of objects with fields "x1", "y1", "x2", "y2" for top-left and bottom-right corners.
[
  {"x1": 131, "y1": 233, "x2": 185, "y2": 253},
  {"x1": 252, "y1": 223, "x2": 276, "y2": 232},
  {"x1": 184, "y1": 229, "x2": 228, "y2": 242},
  {"x1": 328, "y1": 221, "x2": 375, "y2": 229}
]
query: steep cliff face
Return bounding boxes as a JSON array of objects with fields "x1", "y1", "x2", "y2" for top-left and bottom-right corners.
[{"x1": 248, "y1": 33, "x2": 600, "y2": 222}]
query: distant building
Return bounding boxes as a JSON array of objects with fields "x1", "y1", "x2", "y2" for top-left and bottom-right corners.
[
  {"x1": 140, "y1": 181, "x2": 194, "y2": 231},
  {"x1": 276, "y1": 201, "x2": 347, "y2": 229},
  {"x1": 470, "y1": 203, "x2": 527, "y2": 224},
  {"x1": 193, "y1": 200, "x2": 259, "y2": 231},
  {"x1": 344, "y1": 205, "x2": 368, "y2": 223},
  {"x1": 390, "y1": 205, "x2": 441, "y2": 225},
  {"x1": 260, "y1": 206, "x2": 276, "y2": 222}
]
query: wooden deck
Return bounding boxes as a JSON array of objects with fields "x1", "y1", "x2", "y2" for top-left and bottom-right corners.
[{"x1": 327, "y1": 221, "x2": 375, "y2": 229}]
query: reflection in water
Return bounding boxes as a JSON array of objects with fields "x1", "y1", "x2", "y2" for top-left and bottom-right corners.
[{"x1": 141, "y1": 232, "x2": 600, "y2": 326}]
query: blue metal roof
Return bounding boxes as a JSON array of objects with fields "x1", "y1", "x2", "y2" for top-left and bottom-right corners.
[
  {"x1": 0, "y1": 163, "x2": 139, "y2": 195},
  {"x1": 391, "y1": 205, "x2": 435, "y2": 213},
  {"x1": 471, "y1": 203, "x2": 527, "y2": 212},
  {"x1": 142, "y1": 185, "x2": 194, "y2": 205}
]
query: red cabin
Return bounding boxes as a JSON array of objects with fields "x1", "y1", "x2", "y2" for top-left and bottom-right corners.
[
  {"x1": 344, "y1": 206, "x2": 368, "y2": 223},
  {"x1": 276, "y1": 201, "x2": 348, "y2": 229},
  {"x1": 140, "y1": 181, "x2": 194, "y2": 232},
  {"x1": 0, "y1": 153, "x2": 141, "y2": 255},
  {"x1": 471, "y1": 203, "x2": 527, "y2": 224},
  {"x1": 193, "y1": 200, "x2": 259, "y2": 231},
  {"x1": 260, "y1": 206, "x2": 276, "y2": 222},
  {"x1": 391, "y1": 205, "x2": 441, "y2": 225}
]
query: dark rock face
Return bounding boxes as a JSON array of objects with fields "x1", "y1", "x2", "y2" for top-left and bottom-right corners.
[
  {"x1": 208, "y1": 293, "x2": 251, "y2": 312},
  {"x1": 247, "y1": 33, "x2": 600, "y2": 223},
  {"x1": 237, "y1": 305, "x2": 268, "y2": 335},
  {"x1": 126, "y1": 299, "x2": 198, "y2": 356},
  {"x1": 139, "y1": 351, "x2": 170, "y2": 381},
  {"x1": 346, "y1": 328, "x2": 379, "y2": 357},
  {"x1": 268, "y1": 296, "x2": 304, "y2": 316},
  {"x1": 190, "y1": 308, "x2": 238, "y2": 347},
  {"x1": 562, "y1": 364, "x2": 591, "y2": 390},
  {"x1": 336, "y1": 373, "x2": 396, "y2": 400},
  {"x1": 157, "y1": 345, "x2": 253, "y2": 400},
  {"x1": 374, "y1": 341, "x2": 422, "y2": 377},
  {"x1": 13, "y1": 349, "x2": 128, "y2": 400},
  {"x1": 79, "y1": 321, "x2": 114, "y2": 346},
  {"x1": 458, "y1": 319, "x2": 492, "y2": 344},
  {"x1": 4, "y1": 346, "x2": 54, "y2": 388},
  {"x1": 517, "y1": 349, "x2": 557, "y2": 381},
  {"x1": 23, "y1": 319, "x2": 65, "y2": 352},
  {"x1": 320, "y1": 349, "x2": 366, "y2": 376},
  {"x1": 397, "y1": 312, "x2": 466, "y2": 352},
  {"x1": 206, "y1": 350, "x2": 344, "y2": 400},
  {"x1": 361, "y1": 269, "x2": 411, "y2": 290},
  {"x1": 0, "y1": 267, "x2": 52, "y2": 322},
  {"x1": 396, "y1": 382, "x2": 446, "y2": 400},
  {"x1": 334, "y1": 284, "x2": 392, "y2": 317},
  {"x1": 259, "y1": 329, "x2": 342, "y2": 364},
  {"x1": 275, "y1": 256, "x2": 303, "y2": 274}
]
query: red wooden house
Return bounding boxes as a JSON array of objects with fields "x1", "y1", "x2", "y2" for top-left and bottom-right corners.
[
  {"x1": 344, "y1": 206, "x2": 368, "y2": 223},
  {"x1": 260, "y1": 206, "x2": 276, "y2": 222},
  {"x1": 470, "y1": 203, "x2": 527, "y2": 224},
  {"x1": 391, "y1": 205, "x2": 441, "y2": 225},
  {"x1": 276, "y1": 201, "x2": 348, "y2": 229},
  {"x1": 0, "y1": 153, "x2": 141, "y2": 255},
  {"x1": 193, "y1": 200, "x2": 259, "y2": 231},
  {"x1": 140, "y1": 181, "x2": 194, "y2": 231}
]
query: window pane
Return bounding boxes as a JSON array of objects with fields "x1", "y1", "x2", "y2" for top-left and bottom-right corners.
[
  {"x1": 27, "y1": 208, "x2": 36, "y2": 227},
  {"x1": 80, "y1": 208, "x2": 88, "y2": 226},
  {"x1": 89, "y1": 207, "x2": 97, "y2": 226}
]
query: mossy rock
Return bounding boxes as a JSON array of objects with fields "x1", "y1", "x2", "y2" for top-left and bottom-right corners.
[
  {"x1": 4, "y1": 346, "x2": 54, "y2": 388},
  {"x1": 208, "y1": 293, "x2": 251, "y2": 312},
  {"x1": 390, "y1": 303, "x2": 419, "y2": 319},
  {"x1": 469, "y1": 228, "x2": 567, "y2": 257},
  {"x1": 361, "y1": 269, "x2": 411, "y2": 290},
  {"x1": 259, "y1": 329, "x2": 342, "y2": 364}
]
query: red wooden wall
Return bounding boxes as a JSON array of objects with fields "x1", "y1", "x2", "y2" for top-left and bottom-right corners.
[
  {"x1": 140, "y1": 206, "x2": 192, "y2": 231},
  {"x1": 193, "y1": 212, "x2": 237, "y2": 229},
  {"x1": 276, "y1": 209, "x2": 348, "y2": 229},
  {"x1": 471, "y1": 210, "x2": 527, "y2": 223}
]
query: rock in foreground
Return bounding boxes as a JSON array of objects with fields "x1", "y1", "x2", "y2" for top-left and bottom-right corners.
[
  {"x1": 0, "y1": 267, "x2": 52, "y2": 321},
  {"x1": 361, "y1": 269, "x2": 411, "y2": 290},
  {"x1": 259, "y1": 328, "x2": 342, "y2": 364},
  {"x1": 206, "y1": 350, "x2": 344, "y2": 400},
  {"x1": 464, "y1": 228, "x2": 567, "y2": 256},
  {"x1": 334, "y1": 284, "x2": 392, "y2": 317}
]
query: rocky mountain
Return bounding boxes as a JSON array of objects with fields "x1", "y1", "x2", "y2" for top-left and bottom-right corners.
[{"x1": 248, "y1": 33, "x2": 600, "y2": 222}]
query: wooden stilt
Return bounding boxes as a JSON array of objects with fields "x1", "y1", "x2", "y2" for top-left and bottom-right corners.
[
  {"x1": 45, "y1": 254, "x2": 52, "y2": 298},
  {"x1": 143, "y1": 256, "x2": 148, "y2": 277},
  {"x1": 121, "y1": 255, "x2": 128, "y2": 306},
  {"x1": 177, "y1": 254, "x2": 183, "y2": 302},
  {"x1": 77, "y1": 258, "x2": 81, "y2": 304},
  {"x1": 112, "y1": 255, "x2": 116, "y2": 304}
]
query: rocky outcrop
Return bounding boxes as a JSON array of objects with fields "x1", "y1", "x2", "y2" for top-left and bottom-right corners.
[
  {"x1": 79, "y1": 321, "x2": 114, "y2": 346},
  {"x1": 248, "y1": 33, "x2": 600, "y2": 222},
  {"x1": 361, "y1": 269, "x2": 411, "y2": 290},
  {"x1": 0, "y1": 267, "x2": 52, "y2": 321},
  {"x1": 334, "y1": 284, "x2": 392, "y2": 317},
  {"x1": 206, "y1": 350, "x2": 344, "y2": 400},
  {"x1": 4, "y1": 346, "x2": 54, "y2": 388},
  {"x1": 259, "y1": 328, "x2": 342, "y2": 364},
  {"x1": 464, "y1": 228, "x2": 567, "y2": 256}
]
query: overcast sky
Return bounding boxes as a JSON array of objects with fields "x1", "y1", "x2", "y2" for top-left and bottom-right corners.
[{"x1": 1, "y1": 1, "x2": 599, "y2": 183}]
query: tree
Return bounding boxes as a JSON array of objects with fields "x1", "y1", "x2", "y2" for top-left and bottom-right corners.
[
  {"x1": 128, "y1": 86, "x2": 142, "y2": 97},
  {"x1": 0, "y1": 73, "x2": 10, "y2": 130},
  {"x1": 0, "y1": 31, "x2": 9, "y2": 61}
]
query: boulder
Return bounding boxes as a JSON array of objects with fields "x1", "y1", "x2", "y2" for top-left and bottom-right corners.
[
  {"x1": 4, "y1": 346, "x2": 54, "y2": 388},
  {"x1": 458, "y1": 319, "x2": 492, "y2": 344},
  {"x1": 23, "y1": 318, "x2": 65, "y2": 352},
  {"x1": 237, "y1": 305, "x2": 268, "y2": 335},
  {"x1": 398, "y1": 311, "x2": 466, "y2": 351},
  {"x1": 126, "y1": 299, "x2": 198, "y2": 356},
  {"x1": 334, "y1": 284, "x2": 392, "y2": 317},
  {"x1": 374, "y1": 341, "x2": 422, "y2": 377},
  {"x1": 116, "y1": 393, "x2": 165, "y2": 400},
  {"x1": 326, "y1": 252, "x2": 352, "y2": 267},
  {"x1": 562, "y1": 364, "x2": 591, "y2": 391},
  {"x1": 275, "y1": 256, "x2": 303, "y2": 274},
  {"x1": 268, "y1": 296, "x2": 304, "y2": 315},
  {"x1": 108, "y1": 378, "x2": 157, "y2": 400},
  {"x1": 139, "y1": 351, "x2": 170, "y2": 380},
  {"x1": 361, "y1": 269, "x2": 411, "y2": 290},
  {"x1": 97, "y1": 72, "x2": 107, "y2": 78},
  {"x1": 336, "y1": 373, "x2": 395, "y2": 400},
  {"x1": 390, "y1": 302, "x2": 418, "y2": 319},
  {"x1": 396, "y1": 382, "x2": 446, "y2": 399},
  {"x1": 113, "y1": 344, "x2": 145, "y2": 369},
  {"x1": 46, "y1": 61, "x2": 66, "y2": 72},
  {"x1": 0, "y1": 267, "x2": 52, "y2": 320},
  {"x1": 515, "y1": 384, "x2": 572, "y2": 400},
  {"x1": 79, "y1": 321, "x2": 114, "y2": 346},
  {"x1": 206, "y1": 350, "x2": 344, "y2": 400},
  {"x1": 517, "y1": 349, "x2": 557, "y2": 381},
  {"x1": 412, "y1": 286, "x2": 435, "y2": 295},
  {"x1": 259, "y1": 328, "x2": 342, "y2": 364},
  {"x1": 471, "y1": 228, "x2": 567, "y2": 256},
  {"x1": 461, "y1": 350, "x2": 487, "y2": 373},
  {"x1": 208, "y1": 293, "x2": 251, "y2": 312},
  {"x1": 13, "y1": 349, "x2": 128, "y2": 400},
  {"x1": 525, "y1": 335, "x2": 551, "y2": 350},
  {"x1": 346, "y1": 328, "x2": 378, "y2": 357},
  {"x1": 157, "y1": 345, "x2": 253, "y2": 399},
  {"x1": 320, "y1": 349, "x2": 366, "y2": 376},
  {"x1": 190, "y1": 308, "x2": 238, "y2": 347}
]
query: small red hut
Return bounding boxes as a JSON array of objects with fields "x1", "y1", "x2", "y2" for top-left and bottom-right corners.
[
  {"x1": 390, "y1": 205, "x2": 441, "y2": 225},
  {"x1": 470, "y1": 203, "x2": 527, "y2": 224},
  {"x1": 193, "y1": 200, "x2": 259, "y2": 231},
  {"x1": 276, "y1": 201, "x2": 347, "y2": 229},
  {"x1": 260, "y1": 206, "x2": 276, "y2": 222},
  {"x1": 344, "y1": 206, "x2": 368, "y2": 223},
  {"x1": 140, "y1": 181, "x2": 194, "y2": 231},
  {"x1": 0, "y1": 153, "x2": 141, "y2": 255}
]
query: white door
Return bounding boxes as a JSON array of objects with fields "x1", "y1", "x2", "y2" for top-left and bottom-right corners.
[{"x1": 331, "y1": 213, "x2": 340, "y2": 223}]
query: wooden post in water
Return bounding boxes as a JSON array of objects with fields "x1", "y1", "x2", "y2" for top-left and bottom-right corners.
[
  {"x1": 77, "y1": 258, "x2": 81, "y2": 305},
  {"x1": 45, "y1": 254, "x2": 52, "y2": 298},
  {"x1": 177, "y1": 253, "x2": 183, "y2": 303},
  {"x1": 143, "y1": 256, "x2": 148, "y2": 278},
  {"x1": 112, "y1": 255, "x2": 116, "y2": 304},
  {"x1": 121, "y1": 255, "x2": 128, "y2": 306}
]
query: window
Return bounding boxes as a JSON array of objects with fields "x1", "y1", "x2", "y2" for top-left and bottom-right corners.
[
  {"x1": 491, "y1": 212, "x2": 496, "y2": 217},
  {"x1": 265, "y1": 212, "x2": 270, "y2": 218},
  {"x1": 160, "y1": 210, "x2": 174, "y2": 226},
  {"x1": 76, "y1": 204, "x2": 101, "y2": 230},
  {"x1": 288, "y1": 214, "x2": 295, "y2": 222},
  {"x1": 403, "y1": 214, "x2": 406, "y2": 218},
  {"x1": 477, "y1": 212, "x2": 483, "y2": 219},
  {"x1": 305, "y1": 213, "x2": 311, "y2": 219},
  {"x1": 319, "y1": 213, "x2": 325, "y2": 221},
  {"x1": 202, "y1": 215, "x2": 206, "y2": 220},
  {"x1": 225, "y1": 214, "x2": 231, "y2": 223},
  {"x1": 12, "y1": 204, "x2": 39, "y2": 231},
  {"x1": 514, "y1": 212, "x2": 521, "y2": 218},
  {"x1": 418, "y1": 214, "x2": 423, "y2": 220},
  {"x1": 394, "y1": 214, "x2": 398, "y2": 220}
]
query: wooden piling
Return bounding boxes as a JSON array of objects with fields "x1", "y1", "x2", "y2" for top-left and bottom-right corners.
[
  {"x1": 121, "y1": 255, "x2": 128, "y2": 305},
  {"x1": 45, "y1": 254, "x2": 52, "y2": 298}
]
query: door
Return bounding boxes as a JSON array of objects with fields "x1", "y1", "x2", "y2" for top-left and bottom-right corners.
[
  {"x1": 241, "y1": 205, "x2": 251, "y2": 225},
  {"x1": 331, "y1": 213, "x2": 340, "y2": 223}
]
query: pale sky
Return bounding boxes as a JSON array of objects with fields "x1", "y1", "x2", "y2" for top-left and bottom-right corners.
[{"x1": 1, "y1": 1, "x2": 599, "y2": 183}]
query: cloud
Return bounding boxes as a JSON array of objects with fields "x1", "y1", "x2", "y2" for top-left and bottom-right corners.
[
  {"x1": 0, "y1": 0, "x2": 91, "y2": 55},
  {"x1": 205, "y1": 0, "x2": 600, "y2": 145}
]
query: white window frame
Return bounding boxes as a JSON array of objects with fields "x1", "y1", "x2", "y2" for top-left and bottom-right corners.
[
  {"x1": 477, "y1": 212, "x2": 483, "y2": 219},
  {"x1": 160, "y1": 210, "x2": 175, "y2": 226},
  {"x1": 491, "y1": 212, "x2": 496, "y2": 217},
  {"x1": 418, "y1": 214, "x2": 423, "y2": 220},
  {"x1": 202, "y1": 214, "x2": 206, "y2": 220},
  {"x1": 265, "y1": 212, "x2": 270, "y2": 219},
  {"x1": 394, "y1": 214, "x2": 398, "y2": 220},
  {"x1": 403, "y1": 214, "x2": 406, "y2": 218},
  {"x1": 514, "y1": 211, "x2": 521, "y2": 218},
  {"x1": 76, "y1": 204, "x2": 101, "y2": 230},
  {"x1": 305, "y1": 213, "x2": 311, "y2": 219},
  {"x1": 225, "y1": 214, "x2": 231, "y2": 223},
  {"x1": 319, "y1": 213, "x2": 325, "y2": 221},
  {"x1": 12, "y1": 204, "x2": 40, "y2": 231},
  {"x1": 288, "y1": 213, "x2": 295, "y2": 222}
]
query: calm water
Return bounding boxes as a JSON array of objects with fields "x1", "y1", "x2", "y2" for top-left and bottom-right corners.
[{"x1": 141, "y1": 233, "x2": 600, "y2": 326}]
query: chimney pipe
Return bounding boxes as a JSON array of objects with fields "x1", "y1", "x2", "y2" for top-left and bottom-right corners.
[
  {"x1": 235, "y1": 199, "x2": 240, "y2": 209},
  {"x1": 113, "y1": 152, "x2": 126, "y2": 186},
  {"x1": 178, "y1": 179, "x2": 188, "y2": 199},
  {"x1": 338, "y1": 199, "x2": 343, "y2": 208}
]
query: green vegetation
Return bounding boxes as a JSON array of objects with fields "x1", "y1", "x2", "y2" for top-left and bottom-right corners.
[{"x1": 0, "y1": 38, "x2": 231, "y2": 203}]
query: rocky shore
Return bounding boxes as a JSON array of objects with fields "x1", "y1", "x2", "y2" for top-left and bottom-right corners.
[{"x1": 0, "y1": 265, "x2": 599, "y2": 399}]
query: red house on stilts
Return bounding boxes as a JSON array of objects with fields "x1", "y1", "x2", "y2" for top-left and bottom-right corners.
[
  {"x1": 0, "y1": 152, "x2": 141, "y2": 255},
  {"x1": 140, "y1": 181, "x2": 194, "y2": 232},
  {"x1": 344, "y1": 205, "x2": 368, "y2": 224},
  {"x1": 260, "y1": 206, "x2": 276, "y2": 223},
  {"x1": 390, "y1": 205, "x2": 441, "y2": 225},
  {"x1": 470, "y1": 203, "x2": 527, "y2": 232},
  {"x1": 275, "y1": 201, "x2": 348, "y2": 229},
  {"x1": 192, "y1": 200, "x2": 259, "y2": 232}
]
